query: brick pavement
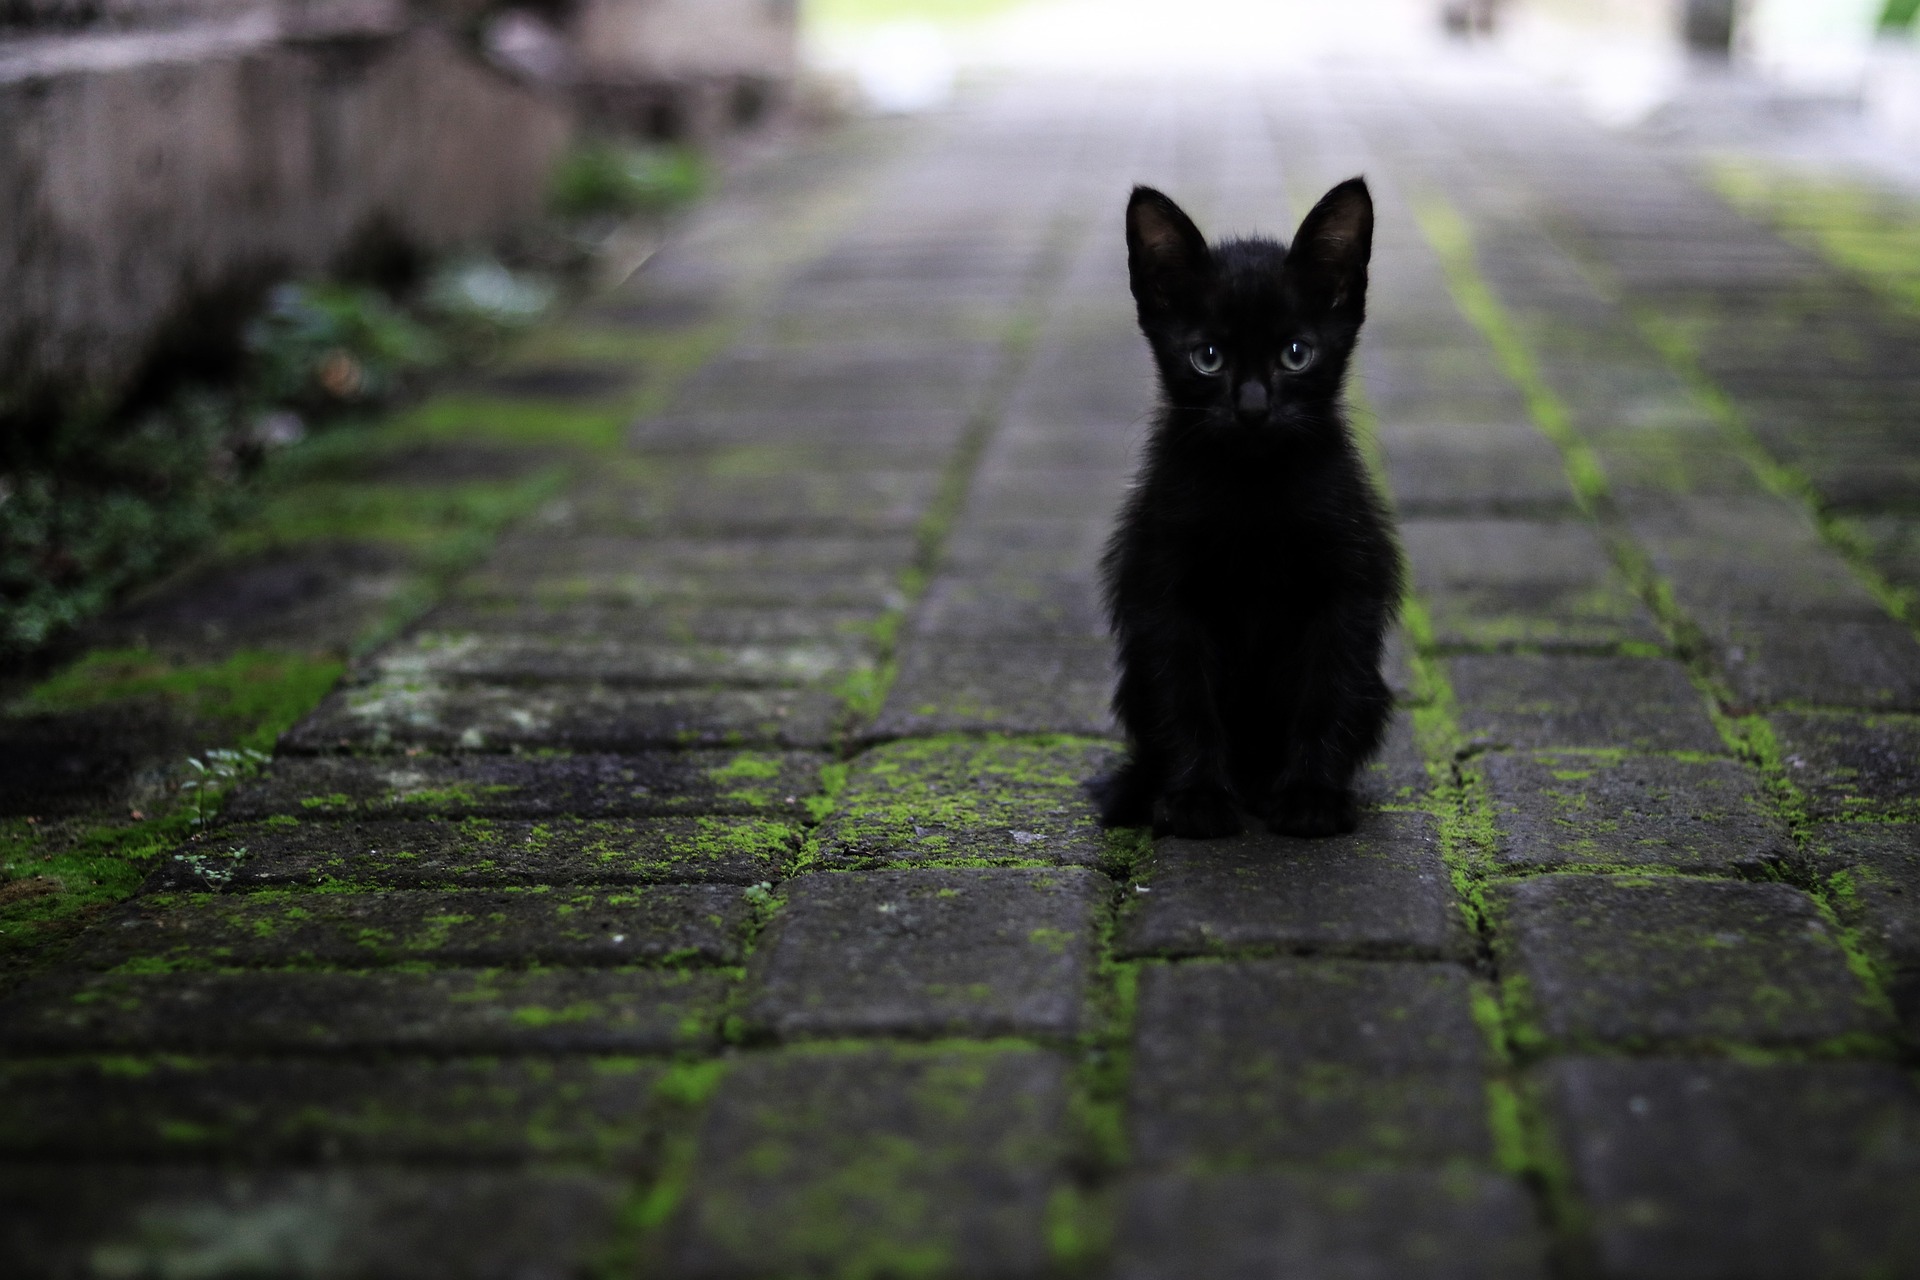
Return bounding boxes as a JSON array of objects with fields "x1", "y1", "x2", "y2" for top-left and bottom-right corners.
[{"x1": 4, "y1": 68, "x2": 1920, "y2": 1278}]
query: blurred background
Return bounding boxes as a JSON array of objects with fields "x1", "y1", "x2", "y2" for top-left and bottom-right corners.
[{"x1": 2, "y1": 0, "x2": 1917, "y2": 665}]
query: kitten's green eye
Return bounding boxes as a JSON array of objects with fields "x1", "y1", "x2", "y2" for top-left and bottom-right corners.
[
  {"x1": 1190, "y1": 344, "x2": 1225, "y2": 376},
  {"x1": 1280, "y1": 340, "x2": 1315, "y2": 373}
]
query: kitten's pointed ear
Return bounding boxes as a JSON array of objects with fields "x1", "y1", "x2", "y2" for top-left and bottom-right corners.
[
  {"x1": 1288, "y1": 177, "x2": 1373, "y2": 314},
  {"x1": 1127, "y1": 186, "x2": 1210, "y2": 313}
]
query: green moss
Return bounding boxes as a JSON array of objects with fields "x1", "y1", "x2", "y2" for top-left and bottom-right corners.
[
  {"x1": 1707, "y1": 158, "x2": 1920, "y2": 317},
  {"x1": 16, "y1": 648, "x2": 343, "y2": 752}
]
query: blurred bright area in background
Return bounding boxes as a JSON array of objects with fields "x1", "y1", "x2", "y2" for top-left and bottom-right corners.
[{"x1": 801, "y1": 0, "x2": 1920, "y2": 178}]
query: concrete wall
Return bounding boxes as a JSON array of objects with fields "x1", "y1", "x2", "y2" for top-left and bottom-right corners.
[{"x1": 0, "y1": 8, "x2": 573, "y2": 425}]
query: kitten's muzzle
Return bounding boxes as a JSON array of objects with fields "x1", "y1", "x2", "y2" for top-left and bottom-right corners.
[{"x1": 1234, "y1": 378, "x2": 1270, "y2": 423}]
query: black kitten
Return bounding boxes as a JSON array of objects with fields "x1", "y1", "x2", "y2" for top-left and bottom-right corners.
[{"x1": 1098, "y1": 179, "x2": 1402, "y2": 839}]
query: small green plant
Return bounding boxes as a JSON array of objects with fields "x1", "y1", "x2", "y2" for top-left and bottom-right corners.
[
  {"x1": 423, "y1": 258, "x2": 557, "y2": 335},
  {"x1": 245, "y1": 282, "x2": 439, "y2": 410},
  {"x1": 178, "y1": 748, "x2": 271, "y2": 826},
  {"x1": 171, "y1": 844, "x2": 249, "y2": 888},
  {"x1": 1882, "y1": 0, "x2": 1919, "y2": 32},
  {"x1": 550, "y1": 141, "x2": 705, "y2": 219}
]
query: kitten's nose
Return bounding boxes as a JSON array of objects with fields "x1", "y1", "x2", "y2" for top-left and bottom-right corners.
[{"x1": 1235, "y1": 379, "x2": 1269, "y2": 419}]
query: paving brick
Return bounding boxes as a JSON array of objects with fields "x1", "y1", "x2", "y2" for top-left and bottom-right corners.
[
  {"x1": 1772, "y1": 710, "x2": 1920, "y2": 821},
  {"x1": 677, "y1": 341, "x2": 1002, "y2": 412},
  {"x1": 666, "y1": 1046, "x2": 1068, "y2": 1279},
  {"x1": 0, "y1": 1164, "x2": 627, "y2": 1280},
  {"x1": 0, "y1": 1057, "x2": 662, "y2": 1161},
  {"x1": 222, "y1": 751, "x2": 826, "y2": 822},
  {"x1": 1365, "y1": 709, "x2": 1434, "y2": 806},
  {"x1": 1706, "y1": 614, "x2": 1920, "y2": 712},
  {"x1": 0, "y1": 969, "x2": 727, "y2": 1053},
  {"x1": 1447, "y1": 655, "x2": 1724, "y2": 753},
  {"x1": 1128, "y1": 959, "x2": 1492, "y2": 1167},
  {"x1": 1629, "y1": 497, "x2": 1890, "y2": 620},
  {"x1": 868, "y1": 640, "x2": 1115, "y2": 739},
  {"x1": 64, "y1": 885, "x2": 752, "y2": 969},
  {"x1": 586, "y1": 468, "x2": 945, "y2": 538},
  {"x1": 146, "y1": 817, "x2": 793, "y2": 891},
  {"x1": 1114, "y1": 1170, "x2": 1548, "y2": 1280},
  {"x1": 630, "y1": 408, "x2": 972, "y2": 462},
  {"x1": 909, "y1": 573, "x2": 1108, "y2": 642},
  {"x1": 283, "y1": 680, "x2": 846, "y2": 753},
  {"x1": 1378, "y1": 421, "x2": 1578, "y2": 517},
  {"x1": 812, "y1": 736, "x2": 1117, "y2": 869},
  {"x1": 746, "y1": 867, "x2": 1108, "y2": 1040},
  {"x1": 1118, "y1": 811, "x2": 1462, "y2": 960},
  {"x1": 463, "y1": 534, "x2": 913, "y2": 611},
  {"x1": 1813, "y1": 823, "x2": 1920, "y2": 1031},
  {"x1": 1492, "y1": 875, "x2": 1887, "y2": 1048},
  {"x1": 424, "y1": 599, "x2": 882, "y2": 647},
  {"x1": 1482, "y1": 752, "x2": 1790, "y2": 873},
  {"x1": 1401, "y1": 518, "x2": 1661, "y2": 649},
  {"x1": 1542, "y1": 1058, "x2": 1920, "y2": 1280},
  {"x1": 366, "y1": 633, "x2": 878, "y2": 687}
]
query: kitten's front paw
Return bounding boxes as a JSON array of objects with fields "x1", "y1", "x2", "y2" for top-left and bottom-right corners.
[
  {"x1": 1266, "y1": 785, "x2": 1359, "y2": 838},
  {"x1": 1158, "y1": 786, "x2": 1243, "y2": 839}
]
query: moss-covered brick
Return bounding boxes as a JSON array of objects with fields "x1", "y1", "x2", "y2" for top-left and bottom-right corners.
[
  {"x1": 144, "y1": 816, "x2": 793, "y2": 890},
  {"x1": 867, "y1": 639, "x2": 1116, "y2": 739},
  {"x1": 746, "y1": 867, "x2": 1109, "y2": 1041},
  {"x1": 1400, "y1": 518, "x2": 1662, "y2": 650},
  {"x1": 64, "y1": 885, "x2": 752, "y2": 970},
  {"x1": 1117, "y1": 812, "x2": 1465, "y2": 961},
  {"x1": 364, "y1": 631, "x2": 879, "y2": 688},
  {"x1": 0, "y1": 968, "x2": 729, "y2": 1054},
  {"x1": 811, "y1": 735, "x2": 1118, "y2": 869},
  {"x1": 1115, "y1": 1170, "x2": 1548, "y2": 1280},
  {"x1": 1541, "y1": 1057, "x2": 1920, "y2": 1278},
  {"x1": 221, "y1": 751, "x2": 827, "y2": 822},
  {"x1": 283, "y1": 678, "x2": 846, "y2": 753},
  {"x1": 0, "y1": 1057, "x2": 663, "y2": 1163},
  {"x1": 1446, "y1": 655, "x2": 1724, "y2": 753},
  {"x1": 457, "y1": 532, "x2": 916, "y2": 612},
  {"x1": 1771, "y1": 710, "x2": 1920, "y2": 822},
  {"x1": 664, "y1": 1044, "x2": 1070, "y2": 1278},
  {"x1": 1482, "y1": 752, "x2": 1791, "y2": 874},
  {"x1": 1490, "y1": 875, "x2": 1890, "y2": 1051},
  {"x1": 1812, "y1": 822, "x2": 1920, "y2": 1032},
  {"x1": 1127, "y1": 959, "x2": 1493, "y2": 1168},
  {"x1": 0, "y1": 1164, "x2": 627, "y2": 1277}
]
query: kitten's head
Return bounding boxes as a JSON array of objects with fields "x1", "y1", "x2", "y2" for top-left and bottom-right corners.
[{"x1": 1126, "y1": 178, "x2": 1372, "y2": 442}]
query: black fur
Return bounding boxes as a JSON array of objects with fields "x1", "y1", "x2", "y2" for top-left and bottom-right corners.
[{"x1": 1099, "y1": 178, "x2": 1402, "y2": 839}]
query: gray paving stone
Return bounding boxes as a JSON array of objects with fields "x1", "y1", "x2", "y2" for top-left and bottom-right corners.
[
  {"x1": 746, "y1": 867, "x2": 1108, "y2": 1040},
  {"x1": 1447, "y1": 655, "x2": 1724, "y2": 753},
  {"x1": 1378, "y1": 421, "x2": 1577, "y2": 517},
  {"x1": 0, "y1": 1057, "x2": 663, "y2": 1161},
  {"x1": 1402, "y1": 518, "x2": 1661, "y2": 649},
  {"x1": 1772, "y1": 710, "x2": 1920, "y2": 821},
  {"x1": 223, "y1": 751, "x2": 827, "y2": 822},
  {"x1": 1117, "y1": 811, "x2": 1464, "y2": 960},
  {"x1": 1628, "y1": 496, "x2": 1890, "y2": 620},
  {"x1": 1128, "y1": 959, "x2": 1492, "y2": 1167},
  {"x1": 677, "y1": 341, "x2": 1002, "y2": 412},
  {"x1": 1362, "y1": 710, "x2": 1433, "y2": 806},
  {"x1": 0, "y1": 1164, "x2": 627, "y2": 1280},
  {"x1": 630, "y1": 408, "x2": 972, "y2": 462},
  {"x1": 366, "y1": 633, "x2": 878, "y2": 687},
  {"x1": 425, "y1": 599, "x2": 881, "y2": 647},
  {"x1": 909, "y1": 573, "x2": 1108, "y2": 642},
  {"x1": 1114, "y1": 1170, "x2": 1549, "y2": 1280},
  {"x1": 145, "y1": 817, "x2": 794, "y2": 891},
  {"x1": 1482, "y1": 752, "x2": 1791, "y2": 873},
  {"x1": 867, "y1": 640, "x2": 1115, "y2": 738},
  {"x1": 463, "y1": 534, "x2": 913, "y2": 611},
  {"x1": 580, "y1": 468, "x2": 944, "y2": 538},
  {"x1": 1542, "y1": 1058, "x2": 1920, "y2": 1280},
  {"x1": 1492, "y1": 875, "x2": 1887, "y2": 1048},
  {"x1": 811, "y1": 736, "x2": 1118, "y2": 869},
  {"x1": 1706, "y1": 614, "x2": 1920, "y2": 711},
  {"x1": 63, "y1": 885, "x2": 752, "y2": 969},
  {"x1": 666, "y1": 1046, "x2": 1068, "y2": 1279},
  {"x1": 0, "y1": 969, "x2": 727, "y2": 1053},
  {"x1": 1813, "y1": 823, "x2": 1920, "y2": 1031},
  {"x1": 284, "y1": 680, "x2": 845, "y2": 753}
]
